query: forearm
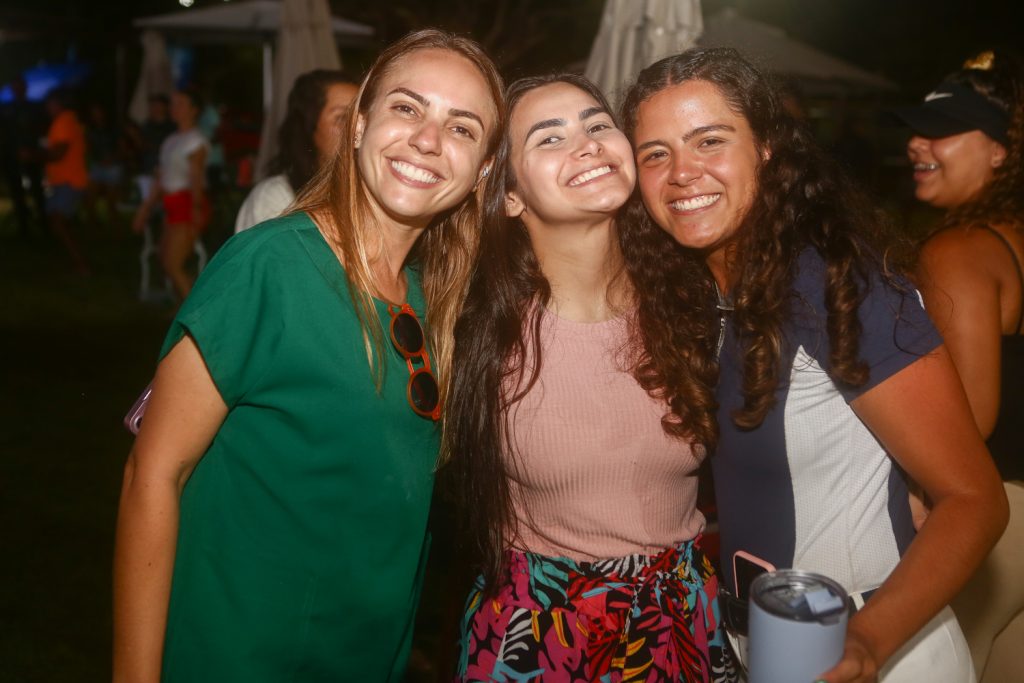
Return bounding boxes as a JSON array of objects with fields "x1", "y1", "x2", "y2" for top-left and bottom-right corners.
[
  {"x1": 848, "y1": 485, "x2": 1008, "y2": 667},
  {"x1": 112, "y1": 454, "x2": 182, "y2": 683}
]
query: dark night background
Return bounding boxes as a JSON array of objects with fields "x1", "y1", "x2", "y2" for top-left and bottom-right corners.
[
  {"x1": 2, "y1": 0, "x2": 1024, "y2": 100},
  {"x1": 1, "y1": 1, "x2": 1022, "y2": 681}
]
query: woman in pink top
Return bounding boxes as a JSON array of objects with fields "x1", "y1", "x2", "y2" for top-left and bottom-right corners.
[{"x1": 443, "y1": 74, "x2": 735, "y2": 682}]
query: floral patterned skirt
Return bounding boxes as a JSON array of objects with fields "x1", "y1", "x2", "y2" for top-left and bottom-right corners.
[{"x1": 456, "y1": 538, "x2": 737, "y2": 682}]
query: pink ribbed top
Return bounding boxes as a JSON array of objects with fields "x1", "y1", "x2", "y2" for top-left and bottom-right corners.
[{"x1": 505, "y1": 307, "x2": 705, "y2": 562}]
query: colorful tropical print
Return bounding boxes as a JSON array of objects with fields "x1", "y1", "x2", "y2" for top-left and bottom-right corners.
[{"x1": 456, "y1": 539, "x2": 738, "y2": 682}]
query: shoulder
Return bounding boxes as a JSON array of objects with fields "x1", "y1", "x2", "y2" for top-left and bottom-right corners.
[
  {"x1": 920, "y1": 225, "x2": 1011, "y2": 287},
  {"x1": 253, "y1": 175, "x2": 295, "y2": 202},
  {"x1": 185, "y1": 128, "x2": 209, "y2": 150}
]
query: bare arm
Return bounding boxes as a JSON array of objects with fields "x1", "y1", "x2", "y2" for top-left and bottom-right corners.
[
  {"x1": 188, "y1": 145, "x2": 208, "y2": 216},
  {"x1": 132, "y1": 171, "x2": 164, "y2": 234},
  {"x1": 917, "y1": 229, "x2": 1004, "y2": 437},
  {"x1": 819, "y1": 344, "x2": 1008, "y2": 682},
  {"x1": 112, "y1": 336, "x2": 227, "y2": 683},
  {"x1": 42, "y1": 140, "x2": 69, "y2": 163}
]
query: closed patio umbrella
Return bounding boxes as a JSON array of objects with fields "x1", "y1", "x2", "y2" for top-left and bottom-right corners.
[
  {"x1": 585, "y1": 0, "x2": 703, "y2": 105},
  {"x1": 128, "y1": 31, "x2": 174, "y2": 125},
  {"x1": 254, "y1": 0, "x2": 341, "y2": 179}
]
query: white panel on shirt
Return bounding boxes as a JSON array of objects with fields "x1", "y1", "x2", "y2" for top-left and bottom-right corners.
[{"x1": 784, "y1": 344, "x2": 902, "y2": 594}]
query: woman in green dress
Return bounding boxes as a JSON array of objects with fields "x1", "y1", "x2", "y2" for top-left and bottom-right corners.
[{"x1": 113, "y1": 30, "x2": 503, "y2": 682}]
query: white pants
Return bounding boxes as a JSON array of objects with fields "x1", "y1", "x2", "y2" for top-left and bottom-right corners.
[{"x1": 880, "y1": 605, "x2": 975, "y2": 683}]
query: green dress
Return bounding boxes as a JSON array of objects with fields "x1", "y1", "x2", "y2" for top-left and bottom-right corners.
[{"x1": 158, "y1": 212, "x2": 439, "y2": 682}]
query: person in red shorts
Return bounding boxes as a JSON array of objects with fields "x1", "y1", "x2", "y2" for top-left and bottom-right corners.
[{"x1": 133, "y1": 89, "x2": 209, "y2": 299}]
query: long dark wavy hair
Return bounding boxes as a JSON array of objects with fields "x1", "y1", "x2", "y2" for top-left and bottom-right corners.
[
  {"x1": 270, "y1": 69, "x2": 358, "y2": 192},
  {"x1": 441, "y1": 73, "x2": 719, "y2": 590},
  {"x1": 939, "y1": 50, "x2": 1024, "y2": 230},
  {"x1": 621, "y1": 47, "x2": 899, "y2": 429}
]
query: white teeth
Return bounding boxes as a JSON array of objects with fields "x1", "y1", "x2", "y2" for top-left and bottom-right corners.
[
  {"x1": 569, "y1": 165, "x2": 613, "y2": 186},
  {"x1": 670, "y1": 193, "x2": 721, "y2": 211},
  {"x1": 914, "y1": 163, "x2": 939, "y2": 171},
  {"x1": 390, "y1": 160, "x2": 441, "y2": 184}
]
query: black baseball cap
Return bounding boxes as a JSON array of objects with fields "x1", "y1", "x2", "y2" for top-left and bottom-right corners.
[{"x1": 890, "y1": 82, "x2": 1010, "y2": 145}]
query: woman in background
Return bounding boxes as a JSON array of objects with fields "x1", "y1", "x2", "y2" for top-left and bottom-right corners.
[
  {"x1": 132, "y1": 88, "x2": 209, "y2": 299},
  {"x1": 896, "y1": 49, "x2": 1024, "y2": 679},
  {"x1": 235, "y1": 69, "x2": 360, "y2": 233},
  {"x1": 445, "y1": 73, "x2": 734, "y2": 682},
  {"x1": 625, "y1": 47, "x2": 1007, "y2": 682},
  {"x1": 899, "y1": 50, "x2": 1023, "y2": 479},
  {"x1": 114, "y1": 29, "x2": 502, "y2": 682}
]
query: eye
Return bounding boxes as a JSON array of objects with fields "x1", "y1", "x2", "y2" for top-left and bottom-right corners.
[
  {"x1": 450, "y1": 124, "x2": 477, "y2": 140},
  {"x1": 588, "y1": 122, "x2": 613, "y2": 134},
  {"x1": 640, "y1": 149, "x2": 668, "y2": 164},
  {"x1": 538, "y1": 135, "x2": 563, "y2": 146},
  {"x1": 391, "y1": 103, "x2": 417, "y2": 116},
  {"x1": 698, "y1": 136, "x2": 725, "y2": 148}
]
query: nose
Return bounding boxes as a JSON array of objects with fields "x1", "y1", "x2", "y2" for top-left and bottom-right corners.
[
  {"x1": 906, "y1": 134, "x2": 928, "y2": 157},
  {"x1": 409, "y1": 119, "x2": 442, "y2": 156},
  {"x1": 670, "y1": 151, "x2": 701, "y2": 185},
  {"x1": 574, "y1": 133, "x2": 602, "y2": 158}
]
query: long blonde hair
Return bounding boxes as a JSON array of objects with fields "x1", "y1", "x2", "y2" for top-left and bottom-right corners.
[{"x1": 291, "y1": 29, "x2": 505, "y2": 401}]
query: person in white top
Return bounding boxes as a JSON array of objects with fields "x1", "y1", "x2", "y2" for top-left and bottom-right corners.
[
  {"x1": 133, "y1": 89, "x2": 209, "y2": 299},
  {"x1": 235, "y1": 70, "x2": 359, "y2": 233}
]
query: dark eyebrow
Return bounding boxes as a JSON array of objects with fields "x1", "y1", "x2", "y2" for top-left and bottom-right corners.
[
  {"x1": 525, "y1": 118, "x2": 567, "y2": 142},
  {"x1": 388, "y1": 87, "x2": 427, "y2": 107},
  {"x1": 635, "y1": 124, "x2": 737, "y2": 153},
  {"x1": 580, "y1": 106, "x2": 606, "y2": 121},
  {"x1": 449, "y1": 108, "x2": 484, "y2": 127},
  {"x1": 387, "y1": 87, "x2": 483, "y2": 128},
  {"x1": 682, "y1": 124, "x2": 735, "y2": 142}
]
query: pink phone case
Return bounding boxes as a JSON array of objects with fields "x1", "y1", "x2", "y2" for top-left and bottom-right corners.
[
  {"x1": 733, "y1": 550, "x2": 776, "y2": 598},
  {"x1": 123, "y1": 383, "x2": 153, "y2": 435}
]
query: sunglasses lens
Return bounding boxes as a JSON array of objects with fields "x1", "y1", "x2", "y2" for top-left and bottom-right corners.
[
  {"x1": 409, "y1": 371, "x2": 439, "y2": 414},
  {"x1": 391, "y1": 312, "x2": 425, "y2": 355}
]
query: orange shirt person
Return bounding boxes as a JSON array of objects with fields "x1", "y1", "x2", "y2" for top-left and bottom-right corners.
[{"x1": 39, "y1": 88, "x2": 89, "y2": 274}]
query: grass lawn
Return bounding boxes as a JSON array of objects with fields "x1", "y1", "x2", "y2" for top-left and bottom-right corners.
[
  {"x1": 0, "y1": 205, "x2": 461, "y2": 681},
  {"x1": 2, "y1": 215, "x2": 176, "y2": 681}
]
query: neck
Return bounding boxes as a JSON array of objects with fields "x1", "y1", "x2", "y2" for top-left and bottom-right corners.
[
  {"x1": 370, "y1": 220, "x2": 423, "y2": 303},
  {"x1": 526, "y1": 215, "x2": 630, "y2": 322},
  {"x1": 314, "y1": 206, "x2": 427, "y2": 305},
  {"x1": 706, "y1": 244, "x2": 738, "y2": 295}
]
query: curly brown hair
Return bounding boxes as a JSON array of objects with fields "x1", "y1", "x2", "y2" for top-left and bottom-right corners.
[
  {"x1": 940, "y1": 50, "x2": 1024, "y2": 231},
  {"x1": 442, "y1": 73, "x2": 718, "y2": 590},
  {"x1": 621, "y1": 47, "x2": 900, "y2": 429}
]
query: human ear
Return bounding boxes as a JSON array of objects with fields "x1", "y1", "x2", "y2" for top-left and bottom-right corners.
[
  {"x1": 991, "y1": 142, "x2": 1007, "y2": 168},
  {"x1": 505, "y1": 190, "x2": 525, "y2": 218},
  {"x1": 354, "y1": 114, "x2": 365, "y2": 149}
]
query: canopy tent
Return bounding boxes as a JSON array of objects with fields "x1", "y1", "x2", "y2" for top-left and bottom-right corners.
[
  {"x1": 132, "y1": 0, "x2": 372, "y2": 110},
  {"x1": 585, "y1": 0, "x2": 703, "y2": 105},
  {"x1": 697, "y1": 9, "x2": 896, "y2": 94},
  {"x1": 134, "y1": 0, "x2": 372, "y2": 44}
]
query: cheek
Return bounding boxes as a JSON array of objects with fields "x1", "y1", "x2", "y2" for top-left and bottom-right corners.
[
  {"x1": 637, "y1": 168, "x2": 664, "y2": 206},
  {"x1": 450, "y1": 147, "x2": 485, "y2": 188}
]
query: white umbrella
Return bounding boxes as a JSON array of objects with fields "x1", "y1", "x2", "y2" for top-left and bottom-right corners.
[
  {"x1": 697, "y1": 9, "x2": 896, "y2": 93},
  {"x1": 585, "y1": 0, "x2": 703, "y2": 105},
  {"x1": 128, "y1": 30, "x2": 175, "y2": 125},
  {"x1": 254, "y1": 0, "x2": 341, "y2": 179}
]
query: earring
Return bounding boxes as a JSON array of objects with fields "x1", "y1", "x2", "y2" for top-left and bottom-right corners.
[{"x1": 353, "y1": 133, "x2": 362, "y2": 149}]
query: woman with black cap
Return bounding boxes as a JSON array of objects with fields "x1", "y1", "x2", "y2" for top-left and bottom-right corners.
[
  {"x1": 897, "y1": 50, "x2": 1023, "y2": 480},
  {"x1": 895, "y1": 49, "x2": 1024, "y2": 680}
]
